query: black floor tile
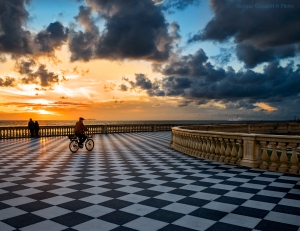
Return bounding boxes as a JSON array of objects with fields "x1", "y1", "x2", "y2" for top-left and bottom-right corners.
[
  {"x1": 146, "y1": 209, "x2": 184, "y2": 223},
  {"x1": 159, "y1": 224, "x2": 196, "y2": 231},
  {"x1": 140, "y1": 198, "x2": 172, "y2": 208},
  {"x1": 0, "y1": 192, "x2": 19, "y2": 201},
  {"x1": 28, "y1": 192, "x2": 57, "y2": 200},
  {"x1": 190, "y1": 208, "x2": 227, "y2": 221},
  {"x1": 233, "y1": 187, "x2": 260, "y2": 194},
  {"x1": 100, "y1": 211, "x2": 139, "y2": 225},
  {"x1": 232, "y1": 206, "x2": 269, "y2": 219},
  {"x1": 201, "y1": 188, "x2": 229, "y2": 195},
  {"x1": 255, "y1": 219, "x2": 299, "y2": 231},
  {"x1": 215, "y1": 196, "x2": 246, "y2": 205},
  {"x1": 250, "y1": 195, "x2": 281, "y2": 204},
  {"x1": 3, "y1": 213, "x2": 46, "y2": 229},
  {"x1": 100, "y1": 190, "x2": 127, "y2": 198},
  {"x1": 58, "y1": 200, "x2": 93, "y2": 211},
  {"x1": 135, "y1": 189, "x2": 162, "y2": 197},
  {"x1": 64, "y1": 191, "x2": 93, "y2": 199},
  {"x1": 17, "y1": 201, "x2": 52, "y2": 212},
  {"x1": 168, "y1": 189, "x2": 195, "y2": 196},
  {"x1": 100, "y1": 199, "x2": 133, "y2": 209},
  {"x1": 51, "y1": 212, "x2": 93, "y2": 227},
  {"x1": 206, "y1": 222, "x2": 252, "y2": 231},
  {"x1": 272, "y1": 204, "x2": 300, "y2": 216},
  {"x1": 68, "y1": 184, "x2": 93, "y2": 190}
]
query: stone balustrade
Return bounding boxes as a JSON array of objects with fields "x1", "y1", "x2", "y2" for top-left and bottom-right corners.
[
  {"x1": 170, "y1": 124, "x2": 300, "y2": 175},
  {"x1": 0, "y1": 124, "x2": 182, "y2": 139}
]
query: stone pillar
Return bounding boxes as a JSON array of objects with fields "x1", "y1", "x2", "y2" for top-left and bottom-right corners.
[
  {"x1": 103, "y1": 125, "x2": 108, "y2": 134},
  {"x1": 240, "y1": 135, "x2": 262, "y2": 168}
]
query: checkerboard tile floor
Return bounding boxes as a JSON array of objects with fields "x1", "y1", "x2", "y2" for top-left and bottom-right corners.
[{"x1": 0, "y1": 132, "x2": 299, "y2": 231}]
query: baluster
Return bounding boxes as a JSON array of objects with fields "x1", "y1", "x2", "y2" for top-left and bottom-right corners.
[
  {"x1": 269, "y1": 142, "x2": 278, "y2": 171},
  {"x1": 278, "y1": 142, "x2": 288, "y2": 172},
  {"x1": 230, "y1": 139, "x2": 238, "y2": 164},
  {"x1": 192, "y1": 135, "x2": 196, "y2": 156},
  {"x1": 259, "y1": 141, "x2": 269, "y2": 169},
  {"x1": 197, "y1": 136, "x2": 203, "y2": 157},
  {"x1": 236, "y1": 139, "x2": 243, "y2": 165},
  {"x1": 219, "y1": 138, "x2": 226, "y2": 162},
  {"x1": 209, "y1": 137, "x2": 215, "y2": 160},
  {"x1": 289, "y1": 143, "x2": 299, "y2": 174},
  {"x1": 205, "y1": 137, "x2": 211, "y2": 159},
  {"x1": 214, "y1": 138, "x2": 220, "y2": 161},
  {"x1": 201, "y1": 137, "x2": 207, "y2": 158},
  {"x1": 224, "y1": 139, "x2": 231, "y2": 163},
  {"x1": 191, "y1": 135, "x2": 196, "y2": 156}
]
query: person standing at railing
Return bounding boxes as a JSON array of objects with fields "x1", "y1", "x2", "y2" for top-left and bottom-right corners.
[
  {"x1": 74, "y1": 117, "x2": 88, "y2": 148},
  {"x1": 34, "y1": 121, "x2": 40, "y2": 138},
  {"x1": 28, "y1": 118, "x2": 35, "y2": 138}
]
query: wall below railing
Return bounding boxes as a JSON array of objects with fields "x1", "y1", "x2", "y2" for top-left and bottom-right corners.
[
  {"x1": 170, "y1": 124, "x2": 300, "y2": 175},
  {"x1": 0, "y1": 124, "x2": 185, "y2": 139}
]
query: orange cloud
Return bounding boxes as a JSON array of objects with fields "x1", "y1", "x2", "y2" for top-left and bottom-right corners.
[{"x1": 254, "y1": 102, "x2": 277, "y2": 111}]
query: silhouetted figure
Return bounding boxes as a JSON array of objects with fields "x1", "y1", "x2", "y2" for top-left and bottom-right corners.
[
  {"x1": 34, "y1": 121, "x2": 40, "y2": 137},
  {"x1": 74, "y1": 117, "x2": 88, "y2": 148},
  {"x1": 28, "y1": 118, "x2": 35, "y2": 137}
]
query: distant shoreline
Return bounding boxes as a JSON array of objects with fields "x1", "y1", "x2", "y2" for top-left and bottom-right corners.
[{"x1": 0, "y1": 120, "x2": 292, "y2": 128}]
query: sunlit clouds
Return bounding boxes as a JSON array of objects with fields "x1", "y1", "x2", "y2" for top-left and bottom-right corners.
[{"x1": 0, "y1": 0, "x2": 299, "y2": 120}]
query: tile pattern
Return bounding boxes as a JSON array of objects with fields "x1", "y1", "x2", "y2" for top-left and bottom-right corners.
[{"x1": 0, "y1": 132, "x2": 299, "y2": 231}]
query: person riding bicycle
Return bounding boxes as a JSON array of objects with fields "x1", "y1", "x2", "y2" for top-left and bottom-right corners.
[{"x1": 74, "y1": 117, "x2": 88, "y2": 148}]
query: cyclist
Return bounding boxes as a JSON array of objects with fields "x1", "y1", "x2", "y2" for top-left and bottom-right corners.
[{"x1": 74, "y1": 117, "x2": 88, "y2": 148}]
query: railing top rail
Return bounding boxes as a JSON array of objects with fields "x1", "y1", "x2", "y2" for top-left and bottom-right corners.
[
  {"x1": 172, "y1": 126, "x2": 300, "y2": 142},
  {"x1": 0, "y1": 123, "x2": 190, "y2": 129}
]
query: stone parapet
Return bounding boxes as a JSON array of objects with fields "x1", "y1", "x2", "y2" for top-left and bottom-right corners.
[{"x1": 170, "y1": 124, "x2": 300, "y2": 175}]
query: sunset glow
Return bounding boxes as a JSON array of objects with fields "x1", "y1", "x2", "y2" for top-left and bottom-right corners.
[{"x1": 0, "y1": 0, "x2": 299, "y2": 121}]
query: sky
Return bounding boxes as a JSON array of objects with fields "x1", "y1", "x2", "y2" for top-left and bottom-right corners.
[{"x1": 0, "y1": 0, "x2": 300, "y2": 121}]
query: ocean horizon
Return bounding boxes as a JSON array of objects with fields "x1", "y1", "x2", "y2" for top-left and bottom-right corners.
[{"x1": 0, "y1": 119, "x2": 287, "y2": 127}]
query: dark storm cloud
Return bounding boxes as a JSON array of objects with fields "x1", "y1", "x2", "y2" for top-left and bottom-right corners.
[
  {"x1": 0, "y1": 76, "x2": 16, "y2": 87},
  {"x1": 160, "y1": 0, "x2": 201, "y2": 13},
  {"x1": 211, "y1": 48, "x2": 233, "y2": 66},
  {"x1": 16, "y1": 59, "x2": 60, "y2": 87},
  {"x1": 69, "y1": 5, "x2": 99, "y2": 61},
  {"x1": 120, "y1": 49, "x2": 300, "y2": 109},
  {"x1": 0, "y1": 0, "x2": 69, "y2": 59},
  {"x1": 188, "y1": 0, "x2": 300, "y2": 67},
  {"x1": 121, "y1": 73, "x2": 165, "y2": 96},
  {"x1": 153, "y1": 49, "x2": 226, "y2": 82},
  {"x1": 35, "y1": 22, "x2": 69, "y2": 53},
  {"x1": 0, "y1": 0, "x2": 33, "y2": 55},
  {"x1": 236, "y1": 43, "x2": 298, "y2": 68},
  {"x1": 81, "y1": 0, "x2": 173, "y2": 61}
]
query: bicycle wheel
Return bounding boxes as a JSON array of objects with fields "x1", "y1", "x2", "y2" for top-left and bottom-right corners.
[
  {"x1": 85, "y1": 139, "x2": 94, "y2": 151},
  {"x1": 69, "y1": 140, "x2": 79, "y2": 153}
]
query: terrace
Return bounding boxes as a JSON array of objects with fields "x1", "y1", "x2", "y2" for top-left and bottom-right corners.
[{"x1": 0, "y1": 130, "x2": 299, "y2": 230}]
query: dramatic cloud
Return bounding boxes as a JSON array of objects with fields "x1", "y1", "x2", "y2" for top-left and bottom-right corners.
[
  {"x1": 0, "y1": 76, "x2": 16, "y2": 87},
  {"x1": 75, "y1": 0, "x2": 174, "y2": 61},
  {"x1": 211, "y1": 48, "x2": 233, "y2": 65},
  {"x1": 0, "y1": 0, "x2": 69, "y2": 59},
  {"x1": 121, "y1": 49, "x2": 300, "y2": 109},
  {"x1": 35, "y1": 21, "x2": 69, "y2": 53},
  {"x1": 69, "y1": 5, "x2": 99, "y2": 61},
  {"x1": 160, "y1": 0, "x2": 201, "y2": 13},
  {"x1": 188, "y1": 0, "x2": 300, "y2": 67},
  {"x1": 16, "y1": 59, "x2": 61, "y2": 87},
  {"x1": 0, "y1": 0, "x2": 32, "y2": 56},
  {"x1": 122, "y1": 73, "x2": 165, "y2": 96}
]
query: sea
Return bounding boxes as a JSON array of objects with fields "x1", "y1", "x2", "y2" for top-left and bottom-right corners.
[{"x1": 0, "y1": 120, "x2": 285, "y2": 127}]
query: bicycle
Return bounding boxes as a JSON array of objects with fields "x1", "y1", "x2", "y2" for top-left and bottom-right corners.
[{"x1": 68, "y1": 133, "x2": 94, "y2": 153}]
